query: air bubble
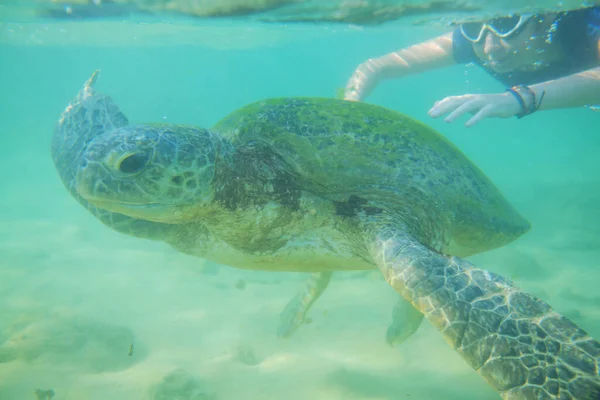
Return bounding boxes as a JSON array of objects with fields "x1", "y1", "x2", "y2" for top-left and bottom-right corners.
[{"x1": 546, "y1": 19, "x2": 559, "y2": 44}]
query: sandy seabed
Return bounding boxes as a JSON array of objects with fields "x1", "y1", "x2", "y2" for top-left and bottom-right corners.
[{"x1": 1, "y1": 179, "x2": 599, "y2": 400}]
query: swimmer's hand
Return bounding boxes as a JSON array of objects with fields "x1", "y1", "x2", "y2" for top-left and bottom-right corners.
[{"x1": 428, "y1": 92, "x2": 522, "y2": 127}]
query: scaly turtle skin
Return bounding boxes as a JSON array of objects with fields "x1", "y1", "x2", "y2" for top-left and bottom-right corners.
[{"x1": 51, "y1": 71, "x2": 600, "y2": 400}]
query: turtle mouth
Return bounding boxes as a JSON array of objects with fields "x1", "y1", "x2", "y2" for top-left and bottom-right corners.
[
  {"x1": 86, "y1": 198, "x2": 187, "y2": 224},
  {"x1": 95, "y1": 201, "x2": 165, "y2": 209}
]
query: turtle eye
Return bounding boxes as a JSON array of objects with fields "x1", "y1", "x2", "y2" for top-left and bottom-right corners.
[{"x1": 117, "y1": 153, "x2": 148, "y2": 174}]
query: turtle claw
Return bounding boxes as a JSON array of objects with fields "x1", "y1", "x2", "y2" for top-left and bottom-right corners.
[
  {"x1": 77, "y1": 69, "x2": 101, "y2": 103},
  {"x1": 86, "y1": 69, "x2": 100, "y2": 89},
  {"x1": 385, "y1": 298, "x2": 424, "y2": 347}
]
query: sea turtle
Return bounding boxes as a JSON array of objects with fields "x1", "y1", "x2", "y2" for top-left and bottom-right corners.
[{"x1": 51, "y1": 71, "x2": 600, "y2": 399}]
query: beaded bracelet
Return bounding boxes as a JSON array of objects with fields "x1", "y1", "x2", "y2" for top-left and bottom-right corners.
[{"x1": 505, "y1": 85, "x2": 546, "y2": 119}]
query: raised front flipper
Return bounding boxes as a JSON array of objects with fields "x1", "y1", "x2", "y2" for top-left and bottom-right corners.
[
  {"x1": 371, "y1": 227, "x2": 600, "y2": 400},
  {"x1": 277, "y1": 271, "x2": 333, "y2": 339},
  {"x1": 386, "y1": 297, "x2": 424, "y2": 347},
  {"x1": 51, "y1": 70, "x2": 172, "y2": 241},
  {"x1": 51, "y1": 70, "x2": 128, "y2": 197}
]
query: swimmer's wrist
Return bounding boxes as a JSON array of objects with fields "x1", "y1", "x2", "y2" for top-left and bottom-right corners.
[
  {"x1": 502, "y1": 90, "x2": 525, "y2": 116},
  {"x1": 505, "y1": 85, "x2": 546, "y2": 118}
]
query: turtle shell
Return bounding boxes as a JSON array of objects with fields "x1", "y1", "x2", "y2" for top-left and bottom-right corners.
[{"x1": 211, "y1": 97, "x2": 530, "y2": 257}]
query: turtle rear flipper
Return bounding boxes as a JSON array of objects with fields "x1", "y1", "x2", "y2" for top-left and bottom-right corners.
[
  {"x1": 371, "y1": 226, "x2": 600, "y2": 399},
  {"x1": 386, "y1": 297, "x2": 424, "y2": 347},
  {"x1": 278, "y1": 271, "x2": 333, "y2": 339},
  {"x1": 279, "y1": 272, "x2": 425, "y2": 346}
]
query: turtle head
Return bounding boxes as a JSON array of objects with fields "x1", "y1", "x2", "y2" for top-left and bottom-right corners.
[{"x1": 75, "y1": 123, "x2": 223, "y2": 224}]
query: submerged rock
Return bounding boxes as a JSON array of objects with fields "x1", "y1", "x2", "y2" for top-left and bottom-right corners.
[
  {"x1": 235, "y1": 344, "x2": 262, "y2": 366},
  {"x1": 34, "y1": 389, "x2": 55, "y2": 400},
  {"x1": 150, "y1": 368, "x2": 217, "y2": 400},
  {"x1": 0, "y1": 314, "x2": 144, "y2": 373}
]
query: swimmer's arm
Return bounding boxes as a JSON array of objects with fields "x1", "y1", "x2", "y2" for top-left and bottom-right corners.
[
  {"x1": 344, "y1": 32, "x2": 456, "y2": 101},
  {"x1": 529, "y1": 66, "x2": 600, "y2": 111}
]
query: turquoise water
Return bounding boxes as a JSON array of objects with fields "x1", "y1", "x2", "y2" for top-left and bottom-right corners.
[{"x1": 1, "y1": 11, "x2": 600, "y2": 400}]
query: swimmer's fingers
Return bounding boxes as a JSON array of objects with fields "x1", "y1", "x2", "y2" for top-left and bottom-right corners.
[
  {"x1": 430, "y1": 93, "x2": 523, "y2": 125},
  {"x1": 428, "y1": 95, "x2": 475, "y2": 119},
  {"x1": 465, "y1": 104, "x2": 495, "y2": 127},
  {"x1": 344, "y1": 89, "x2": 361, "y2": 101},
  {"x1": 442, "y1": 99, "x2": 483, "y2": 123}
]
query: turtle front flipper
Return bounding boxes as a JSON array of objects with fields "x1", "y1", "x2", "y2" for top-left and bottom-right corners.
[
  {"x1": 386, "y1": 297, "x2": 424, "y2": 347},
  {"x1": 51, "y1": 71, "x2": 172, "y2": 241},
  {"x1": 51, "y1": 70, "x2": 129, "y2": 199},
  {"x1": 51, "y1": 70, "x2": 129, "y2": 187},
  {"x1": 370, "y1": 226, "x2": 600, "y2": 399},
  {"x1": 277, "y1": 271, "x2": 333, "y2": 339}
]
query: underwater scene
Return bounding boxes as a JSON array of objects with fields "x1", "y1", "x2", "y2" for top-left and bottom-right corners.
[{"x1": 1, "y1": 1, "x2": 600, "y2": 399}]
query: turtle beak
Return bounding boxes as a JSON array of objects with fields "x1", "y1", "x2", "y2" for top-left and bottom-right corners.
[
  {"x1": 74, "y1": 165, "x2": 91, "y2": 199},
  {"x1": 74, "y1": 159, "x2": 106, "y2": 202},
  {"x1": 74, "y1": 163, "x2": 192, "y2": 224}
]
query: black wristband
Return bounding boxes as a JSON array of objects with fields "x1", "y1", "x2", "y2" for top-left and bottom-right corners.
[
  {"x1": 506, "y1": 85, "x2": 546, "y2": 119},
  {"x1": 505, "y1": 87, "x2": 528, "y2": 118}
]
